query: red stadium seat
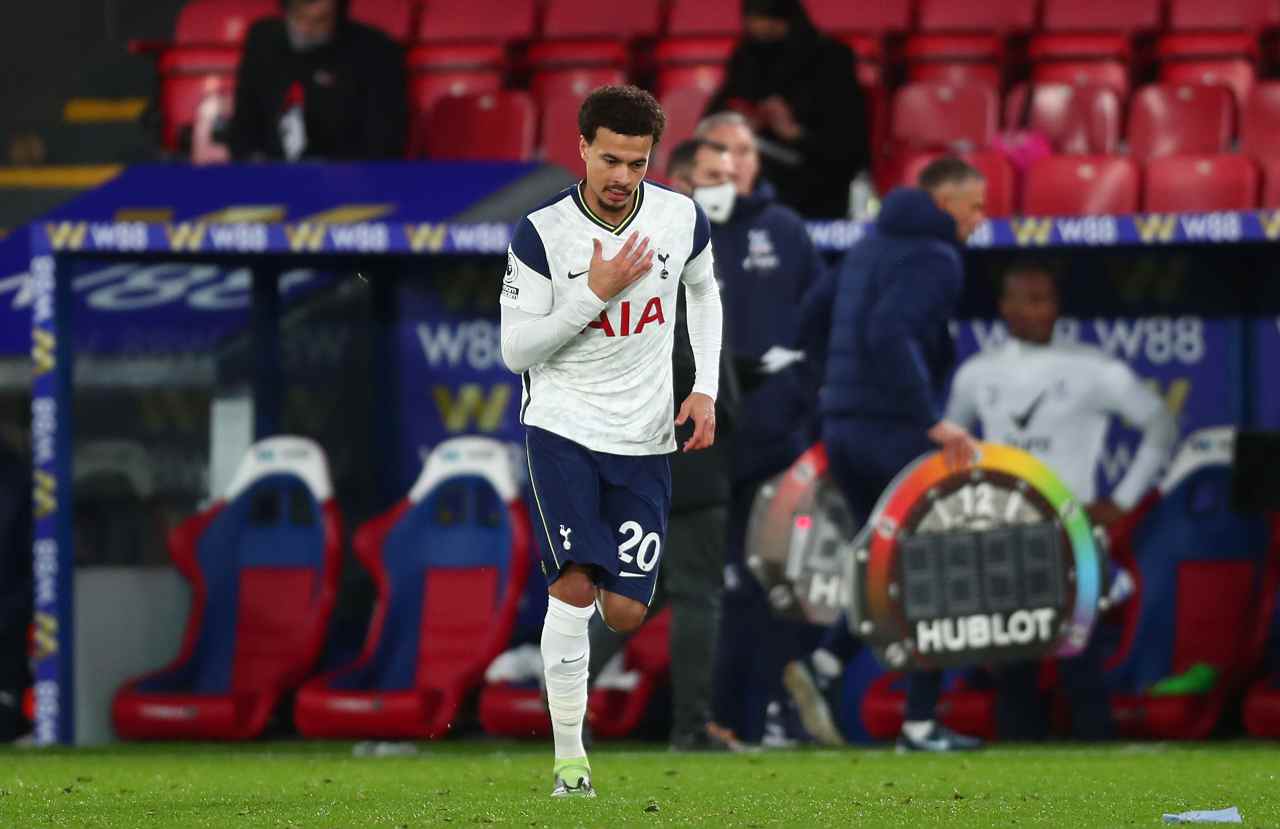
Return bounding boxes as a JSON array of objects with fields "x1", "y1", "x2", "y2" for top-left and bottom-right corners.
[
  {"x1": 540, "y1": 94, "x2": 588, "y2": 172},
  {"x1": 917, "y1": 0, "x2": 1037, "y2": 31},
  {"x1": 1004, "y1": 84, "x2": 1122, "y2": 154},
  {"x1": 531, "y1": 67, "x2": 627, "y2": 109},
  {"x1": 1029, "y1": 33, "x2": 1131, "y2": 62},
  {"x1": 896, "y1": 150, "x2": 1018, "y2": 216},
  {"x1": 654, "y1": 37, "x2": 732, "y2": 96},
  {"x1": 842, "y1": 35, "x2": 885, "y2": 87},
  {"x1": 1169, "y1": 0, "x2": 1280, "y2": 30},
  {"x1": 526, "y1": 40, "x2": 628, "y2": 71},
  {"x1": 1144, "y1": 155, "x2": 1260, "y2": 211},
  {"x1": 1160, "y1": 59, "x2": 1257, "y2": 109},
  {"x1": 157, "y1": 46, "x2": 241, "y2": 151},
  {"x1": 1242, "y1": 82, "x2": 1280, "y2": 158},
  {"x1": 422, "y1": 91, "x2": 536, "y2": 161},
  {"x1": 1023, "y1": 155, "x2": 1140, "y2": 215},
  {"x1": 891, "y1": 83, "x2": 998, "y2": 150},
  {"x1": 1265, "y1": 158, "x2": 1280, "y2": 205},
  {"x1": 1127, "y1": 84, "x2": 1235, "y2": 161},
  {"x1": 1032, "y1": 60, "x2": 1130, "y2": 96},
  {"x1": 655, "y1": 63, "x2": 726, "y2": 99},
  {"x1": 668, "y1": 0, "x2": 740, "y2": 37},
  {"x1": 408, "y1": 71, "x2": 503, "y2": 154},
  {"x1": 294, "y1": 438, "x2": 531, "y2": 741},
  {"x1": 653, "y1": 84, "x2": 716, "y2": 176},
  {"x1": 348, "y1": 0, "x2": 414, "y2": 40},
  {"x1": 415, "y1": 0, "x2": 535, "y2": 43},
  {"x1": 1042, "y1": 0, "x2": 1162, "y2": 32},
  {"x1": 174, "y1": 0, "x2": 275, "y2": 45},
  {"x1": 1158, "y1": 32, "x2": 1260, "y2": 60},
  {"x1": 904, "y1": 34, "x2": 1003, "y2": 88},
  {"x1": 542, "y1": 0, "x2": 661, "y2": 39},
  {"x1": 805, "y1": 0, "x2": 911, "y2": 33},
  {"x1": 113, "y1": 437, "x2": 342, "y2": 740}
]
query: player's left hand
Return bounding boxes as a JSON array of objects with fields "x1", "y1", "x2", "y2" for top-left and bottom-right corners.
[{"x1": 676, "y1": 393, "x2": 716, "y2": 453}]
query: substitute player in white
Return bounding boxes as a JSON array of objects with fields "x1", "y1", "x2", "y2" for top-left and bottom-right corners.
[
  {"x1": 499, "y1": 85, "x2": 722, "y2": 797},
  {"x1": 946, "y1": 262, "x2": 1177, "y2": 526}
]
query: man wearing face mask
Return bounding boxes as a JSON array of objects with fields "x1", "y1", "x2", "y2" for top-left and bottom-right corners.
[
  {"x1": 583, "y1": 138, "x2": 743, "y2": 751},
  {"x1": 705, "y1": 0, "x2": 870, "y2": 219},
  {"x1": 685, "y1": 114, "x2": 828, "y2": 742},
  {"x1": 228, "y1": 0, "x2": 407, "y2": 161}
]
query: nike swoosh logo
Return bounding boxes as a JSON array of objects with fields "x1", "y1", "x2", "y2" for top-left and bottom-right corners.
[
  {"x1": 561, "y1": 653, "x2": 586, "y2": 664},
  {"x1": 1011, "y1": 389, "x2": 1048, "y2": 431},
  {"x1": 568, "y1": 270, "x2": 587, "y2": 279},
  {"x1": 619, "y1": 572, "x2": 645, "y2": 578}
]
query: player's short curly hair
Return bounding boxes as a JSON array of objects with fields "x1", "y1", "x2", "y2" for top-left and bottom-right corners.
[{"x1": 579, "y1": 85, "x2": 667, "y2": 145}]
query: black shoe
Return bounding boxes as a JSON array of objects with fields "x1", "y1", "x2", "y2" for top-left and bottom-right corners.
[{"x1": 895, "y1": 723, "x2": 983, "y2": 753}]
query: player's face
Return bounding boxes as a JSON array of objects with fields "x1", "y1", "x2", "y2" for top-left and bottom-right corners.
[
  {"x1": 1001, "y1": 271, "x2": 1059, "y2": 345},
  {"x1": 700, "y1": 123, "x2": 759, "y2": 196},
  {"x1": 579, "y1": 127, "x2": 653, "y2": 217},
  {"x1": 934, "y1": 177, "x2": 987, "y2": 242}
]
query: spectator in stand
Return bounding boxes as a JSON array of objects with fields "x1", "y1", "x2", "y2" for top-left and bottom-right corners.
[
  {"x1": 228, "y1": 0, "x2": 407, "y2": 161},
  {"x1": 704, "y1": 0, "x2": 870, "y2": 219}
]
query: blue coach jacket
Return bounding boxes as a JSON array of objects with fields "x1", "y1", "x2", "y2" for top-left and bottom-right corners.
[
  {"x1": 803, "y1": 187, "x2": 962, "y2": 428},
  {"x1": 714, "y1": 181, "x2": 826, "y2": 483}
]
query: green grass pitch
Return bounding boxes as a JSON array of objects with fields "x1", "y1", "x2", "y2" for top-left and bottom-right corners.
[{"x1": 0, "y1": 741, "x2": 1277, "y2": 827}]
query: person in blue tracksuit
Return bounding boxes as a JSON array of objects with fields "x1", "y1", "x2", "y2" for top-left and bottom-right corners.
[
  {"x1": 783, "y1": 157, "x2": 989, "y2": 751},
  {"x1": 694, "y1": 111, "x2": 828, "y2": 742}
]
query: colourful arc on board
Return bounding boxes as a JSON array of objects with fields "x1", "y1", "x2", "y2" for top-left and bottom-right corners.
[{"x1": 864, "y1": 442, "x2": 1101, "y2": 659}]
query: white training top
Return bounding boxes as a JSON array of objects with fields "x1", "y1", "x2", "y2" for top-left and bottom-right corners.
[
  {"x1": 945, "y1": 338, "x2": 1178, "y2": 509},
  {"x1": 498, "y1": 181, "x2": 721, "y2": 456}
]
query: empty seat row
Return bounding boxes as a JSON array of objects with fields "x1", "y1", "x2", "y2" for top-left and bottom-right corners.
[
  {"x1": 892, "y1": 81, "x2": 1280, "y2": 161},
  {"x1": 169, "y1": 0, "x2": 1280, "y2": 47}
]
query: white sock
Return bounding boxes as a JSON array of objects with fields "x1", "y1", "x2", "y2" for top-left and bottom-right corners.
[
  {"x1": 902, "y1": 719, "x2": 936, "y2": 741},
  {"x1": 542, "y1": 596, "x2": 595, "y2": 761}
]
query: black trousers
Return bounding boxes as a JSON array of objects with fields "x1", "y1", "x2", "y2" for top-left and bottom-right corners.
[{"x1": 588, "y1": 505, "x2": 727, "y2": 740}]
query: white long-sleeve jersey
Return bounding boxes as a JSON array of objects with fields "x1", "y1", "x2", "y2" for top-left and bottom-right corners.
[
  {"x1": 499, "y1": 181, "x2": 722, "y2": 455},
  {"x1": 945, "y1": 339, "x2": 1178, "y2": 509}
]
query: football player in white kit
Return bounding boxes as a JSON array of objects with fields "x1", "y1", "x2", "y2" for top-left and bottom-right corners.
[
  {"x1": 946, "y1": 262, "x2": 1177, "y2": 528},
  {"x1": 499, "y1": 85, "x2": 723, "y2": 797},
  {"x1": 946, "y1": 262, "x2": 1177, "y2": 738}
]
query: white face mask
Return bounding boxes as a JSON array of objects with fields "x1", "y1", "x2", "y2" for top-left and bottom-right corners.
[{"x1": 693, "y1": 181, "x2": 736, "y2": 224}]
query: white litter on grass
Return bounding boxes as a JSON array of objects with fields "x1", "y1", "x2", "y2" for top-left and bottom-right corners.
[{"x1": 1162, "y1": 806, "x2": 1243, "y2": 824}]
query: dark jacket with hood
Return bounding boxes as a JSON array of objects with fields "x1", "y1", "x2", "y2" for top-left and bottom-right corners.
[
  {"x1": 714, "y1": 180, "x2": 825, "y2": 485},
  {"x1": 229, "y1": 1, "x2": 406, "y2": 161},
  {"x1": 801, "y1": 187, "x2": 963, "y2": 427},
  {"x1": 705, "y1": 0, "x2": 870, "y2": 219}
]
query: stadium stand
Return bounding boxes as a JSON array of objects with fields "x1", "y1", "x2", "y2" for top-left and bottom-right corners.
[
  {"x1": 1022, "y1": 155, "x2": 1141, "y2": 215},
  {"x1": 420, "y1": 91, "x2": 536, "y2": 161},
  {"x1": 896, "y1": 149, "x2": 1018, "y2": 217},
  {"x1": 414, "y1": 0, "x2": 536, "y2": 43},
  {"x1": 112, "y1": 437, "x2": 343, "y2": 740},
  {"x1": 349, "y1": 0, "x2": 415, "y2": 42},
  {"x1": 804, "y1": 0, "x2": 912, "y2": 35},
  {"x1": 1241, "y1": 82, "x2": 1280, "y2": 160},
  {"x1": 1264, "y1": 159, "x2": 1280, "y2": 206},
  {"x1": 1003, "y1": 84, "x2": 1123, "y2": 155},
  {"x1": 890, "y1": 83, "x2": 999, "y2": 150},
  {"x1": 1127, "y1": 84, "x2": 1236, "y2": 161},
  {"x1": 1143, "y1": 155, "x2": 1260, "y2": 212},
  {"x1": 157, "y1": 46, "x2": 239, "y2": 152},
  {"x1": 1244, "y1": 671, "x2": 1280, "y2": 738},
  {"x1": 1167, "y1": 0, "x2": 1280, "y2": 30},
  {"x1": 1031, "y1": 56, "x2": 1131, "y2": 97},
  {"x1": 406, "y1": 45, "x2": 506, "y2": 141},
  {"x1": 668, "y1": 0, "x2": 739, "y2": 37},
  {"x1": 294, "y1": 437, "x2": 531, "y2": 740},
  {"x1": 541, "y1": 0, "x2": 662, "y2": 40},
  {"x1": 173, "y1": 0, "x2": 274, "y2": 45},
  {"x1": 916, "y1": 0, "x2": 1037, "y2": 32},
  {"x1": 1041, "y1": 0, "x2": 1162, "y2": 33}
]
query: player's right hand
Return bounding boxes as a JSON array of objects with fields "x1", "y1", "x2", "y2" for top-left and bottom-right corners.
[
  {"x1": 587, "y1": 232, "x2": 653, "y2": 301},
  {"x1": 928, "y1": 420, "x2": 978, "y2": 471}
]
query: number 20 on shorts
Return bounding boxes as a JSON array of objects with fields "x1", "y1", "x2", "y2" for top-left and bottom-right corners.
[{"x1": 618, "y1": 521, "x2": 661, "y2": 572}]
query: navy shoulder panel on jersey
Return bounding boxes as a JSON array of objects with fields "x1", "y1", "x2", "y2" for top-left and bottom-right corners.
[
  {"x1": 691, "y1": 200, "x2": 712, "y2": 259},
  {"x1": 511, "y1": 216, "x2": 551, "y2": 279}
]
